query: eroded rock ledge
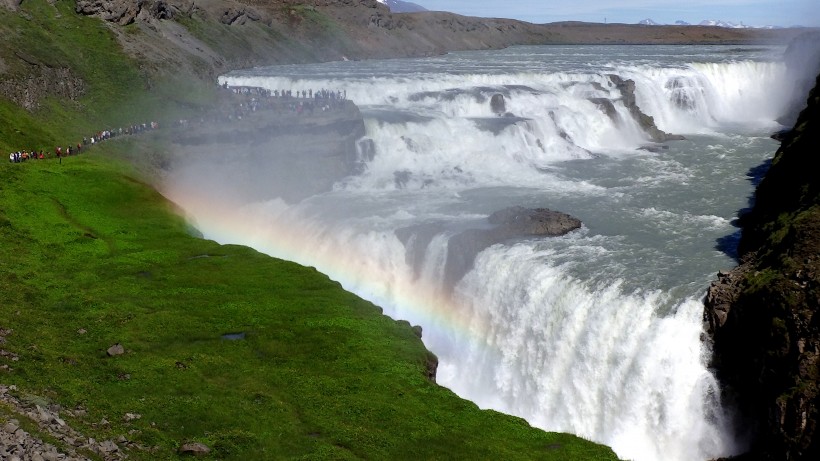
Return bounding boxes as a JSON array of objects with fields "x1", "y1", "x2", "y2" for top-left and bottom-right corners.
[
  {"x1": 397, "y1": 206, "x2": 582, "y2": 287},
  {"x1": 606, "y1": 74, "x2": 685, "y2": 143}
]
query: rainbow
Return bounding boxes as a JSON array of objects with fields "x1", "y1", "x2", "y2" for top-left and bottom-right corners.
[{"x1": 160, "y1": 181, "x2": 495, "y2": 357}]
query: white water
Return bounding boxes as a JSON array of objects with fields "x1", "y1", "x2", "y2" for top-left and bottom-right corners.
[{"x1": 164, "y1": 45, "x2": 807, "y2": 460}]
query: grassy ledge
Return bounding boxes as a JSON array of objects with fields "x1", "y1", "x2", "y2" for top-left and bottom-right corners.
[{"x1": 0, "y1": 146, "x2": 621, "y2": 460}]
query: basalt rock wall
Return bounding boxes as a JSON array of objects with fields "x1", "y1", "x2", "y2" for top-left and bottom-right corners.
[{"x1": 704, "y1": 72, "x2": 820, "y2": 460}]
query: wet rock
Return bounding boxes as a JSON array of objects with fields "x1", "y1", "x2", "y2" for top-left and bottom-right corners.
[
  {"x1": 398, "y1": 207, "x2": 581, "y2": 287},
  {"x1": 589, "y1": 97, "x2": 618, "y2": 120},
  {"x1": 607, "y1": 74, "x2": 684, "y2": 142},
  {"x1": 490, "y1": 93, "x2": 506, "y2": 115},
  {"x1": 445, "y1": 207, "x2": 581, "y2": 285},
  {"x1": 487, "y1": 206, "x2": 582, "y2": 237}
]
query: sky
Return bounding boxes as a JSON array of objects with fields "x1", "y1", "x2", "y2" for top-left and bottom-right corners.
[{"x1": 408, "y1": 0, "x2": 820, "y2": 28}]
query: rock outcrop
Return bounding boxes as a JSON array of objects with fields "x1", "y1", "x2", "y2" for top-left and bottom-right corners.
[
  {"x1": 397, "y1": 207, "x2": 581, "y2": 286},
  {"x1": 607, "y1": 74, "x2": 685, "y2": 143},
  {"x1": 0, "y1": 65, "x2": 85, "y2": 111},
  {"x1": 704, "y1": 71, "x2": 820, "y2": 460},
  {"x1": 75, "y1": 0, "x2": 176, "y2": 25},
  {"x1": 490, "y1": 93, "x2": 506, "y2": 115}
]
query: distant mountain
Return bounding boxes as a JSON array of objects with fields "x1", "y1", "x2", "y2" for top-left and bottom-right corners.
[
  {"x1": 649, "y1": 19, "x2": 786, "y2": 29},
  {"x1": 699, "y1": 19, "x2": 749, "y2": 28},
  {"x1": 638, "y1": 18, "x2": 661, "y2": 26},
  {"x1": 377, "y1": 0, "x2": 428, "y2": 13}
]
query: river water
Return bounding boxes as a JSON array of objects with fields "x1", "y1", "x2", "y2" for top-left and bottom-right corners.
[{"x1": 163, "y1": 45, "x2": 804, "y2": 460}]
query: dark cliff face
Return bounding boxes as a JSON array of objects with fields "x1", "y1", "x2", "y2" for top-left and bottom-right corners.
[{"x1": 704, "y1": 73, "x2": 820, "y2": 460}]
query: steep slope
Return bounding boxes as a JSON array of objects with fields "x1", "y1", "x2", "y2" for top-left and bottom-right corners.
[
  {"x1": 704, "y1": 72, "x2": 820, "y2": 460},
  {"x1": 0, "y1": 2, "x2": 625, "y2": 460}
]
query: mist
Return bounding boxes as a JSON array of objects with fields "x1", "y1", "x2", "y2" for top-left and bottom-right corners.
[{"x1": 158, "y1": 44, "x2": 809, "y2": 461}]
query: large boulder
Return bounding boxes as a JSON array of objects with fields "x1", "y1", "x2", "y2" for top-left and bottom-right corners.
[
  {"x1": 487, "y1": 206, "x2": 582, "y2": 237},
  {"x1": 490, "y1": 93, "x2": 506, "y2": 115},
  {"x1": 397, "y1": 207, "x2": 581, "y2": 287}
]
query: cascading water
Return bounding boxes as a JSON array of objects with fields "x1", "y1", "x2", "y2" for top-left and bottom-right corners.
[{"x1": 163, "y1": 45, "x2": 806, "y2": 461}]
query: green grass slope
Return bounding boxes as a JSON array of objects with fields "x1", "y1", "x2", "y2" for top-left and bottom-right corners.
[
  {"x1": 0, "y1": 149, "x2": 619, "y2": 460},
  {"x1": 0, "y1": 2, "x2": 620, "y2": 460}
]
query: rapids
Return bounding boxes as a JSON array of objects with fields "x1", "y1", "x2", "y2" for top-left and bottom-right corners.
[{"x1": 163, "y1": 44, "x2": 808, "y2": 461}]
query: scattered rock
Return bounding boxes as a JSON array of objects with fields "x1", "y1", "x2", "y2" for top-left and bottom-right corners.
[
  {"x1": 106, "y1": 343, "x2": 125, "y2": 357},
  {"x1": 0, "y1": 383, "x2": 118, "y2": 460},
  {"x1": 179, "y1": 441, "x2": 211, "y2": 456},
  {"x1": 98, "y1": 439, "x2": 119, "y2": 454}
]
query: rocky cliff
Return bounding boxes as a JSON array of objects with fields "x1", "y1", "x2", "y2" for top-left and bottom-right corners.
[
  {"x1": 704, "y1": 72, "x2": 820, "y2": 460},
  {"x1": 2, "y1": 1, "x2": 807, "y2": 115}
]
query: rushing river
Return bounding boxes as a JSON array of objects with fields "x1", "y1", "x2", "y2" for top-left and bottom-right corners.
[{"x1": 163, "y1": 45, "x2": 805, "y2": 460}]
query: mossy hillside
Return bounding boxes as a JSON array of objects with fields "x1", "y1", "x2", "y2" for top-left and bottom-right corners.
[
  {"x1": 172, "y1": 3, "x2": 358, "y2": 68},
  {"x1": 0, "y1": 146, "x2": 621, "y2": 460},
  {"x1": 0, "y1": 0, "x2": 218, "y2": 153}
]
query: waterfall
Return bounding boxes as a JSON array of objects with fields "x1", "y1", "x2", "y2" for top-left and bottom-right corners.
[{"x1": 170, "y1": 45, "x2": 799, "y2": 461}]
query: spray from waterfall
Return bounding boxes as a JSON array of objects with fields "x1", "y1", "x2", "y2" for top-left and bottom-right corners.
[{"x1": 172, "y1": 45, "x2": 801, "y2": 461}]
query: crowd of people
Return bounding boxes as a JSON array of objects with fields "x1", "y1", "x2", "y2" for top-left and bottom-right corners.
[
  {"x1": 7, "y1": 83, "x2": 350, "y2": 164},
  {"x1": 7, "y1": 122, "x2": 159, "y2": 163},
  {"x1": 221, "y1": 84, "x2": 350, "y2": 117},
  {"x1": 224, "y1": 83, "x2": 347, "y2": 102},
  {"x1": 174, "y1": 83, "x2": 352, "y2": 128}
]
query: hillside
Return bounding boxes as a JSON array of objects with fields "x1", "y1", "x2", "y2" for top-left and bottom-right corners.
[{"x1": 0, "y1": 1, "x2": 614, "y2": 459}]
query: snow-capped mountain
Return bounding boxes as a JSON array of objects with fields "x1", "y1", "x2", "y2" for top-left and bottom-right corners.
[
  {"x1": 638, "y1": 18, "x2": 783, "y2": 29},
  {"x1": 699, "y1": 19, "x2": 750, "y2": 28},
  {"x1": 377, "y1": 0, "x2": 428, "y2": 13},
  {"x1": 638, "y1": 18, "x2": 661, "y2": 26}
]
